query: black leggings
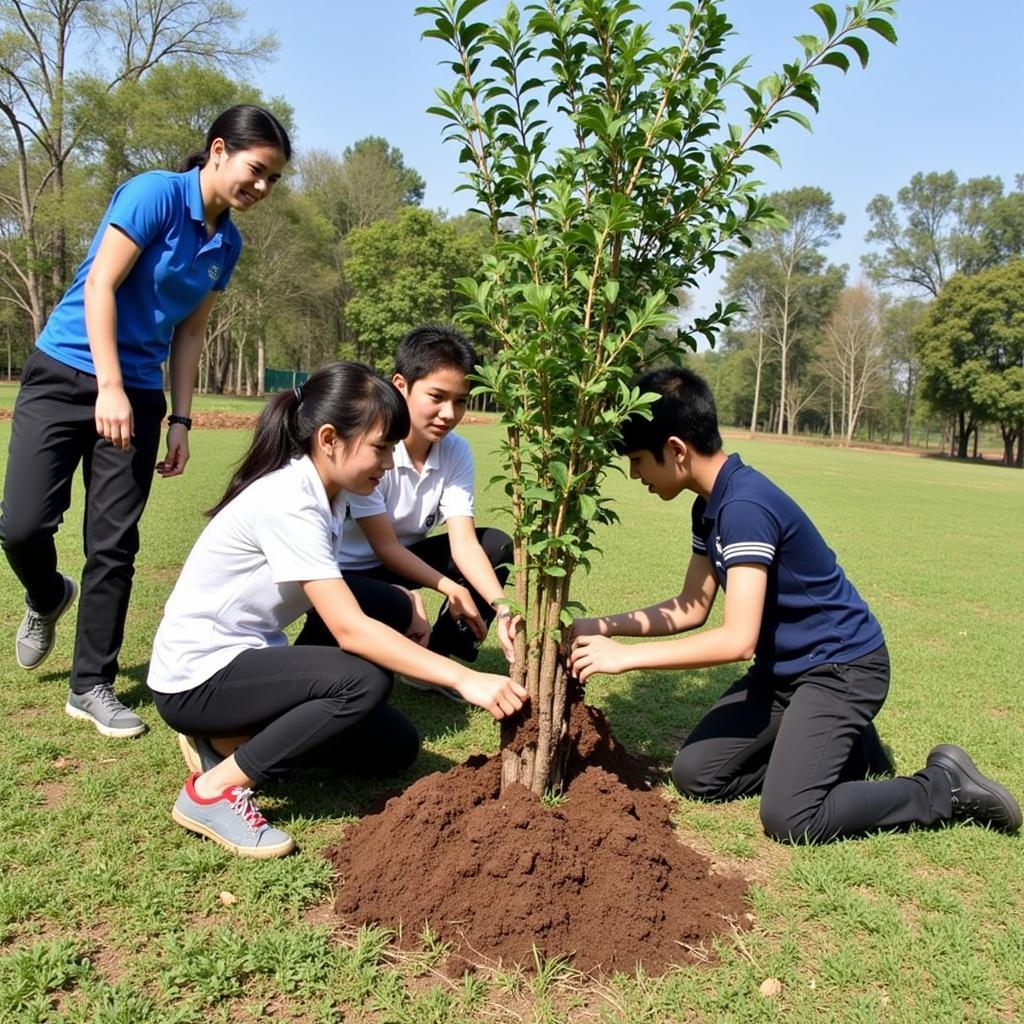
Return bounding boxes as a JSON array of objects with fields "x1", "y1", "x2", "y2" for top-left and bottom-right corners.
[
  {"x1": 298, "y1": 527, "x2": 512, "y2": 657},
  {"x1": 672, "y1": 644, "x2": 954, "y2": 843},
  {"x1": 152, "y1": 644, "x2": 419, "y2": 784}
]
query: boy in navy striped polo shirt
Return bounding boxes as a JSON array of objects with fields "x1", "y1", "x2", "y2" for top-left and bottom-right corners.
[{"x1": 570, "y1": 368, "x2": 1020, "y2": 843}]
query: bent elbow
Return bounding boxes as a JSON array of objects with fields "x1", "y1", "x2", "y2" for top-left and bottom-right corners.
[{"x1": 735, "y1": 637, "x2": 758, "y2": 662}]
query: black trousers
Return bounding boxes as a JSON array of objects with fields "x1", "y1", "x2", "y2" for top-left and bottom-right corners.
[
  {"x1": 672, "y1": 644, "x2": 954, "y2": 843},
  {"x1": 0, "y1": 350, "x2": 166, "y2": 693},
  {"x1": 298, "y1": 527, "x2": 512, "y2": 657},
  {"x1": 151, "y1": 644, "x2": 419, "y2": 784}
]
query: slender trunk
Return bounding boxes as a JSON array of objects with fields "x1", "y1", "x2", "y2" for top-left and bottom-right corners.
[
  {"x1": 749, "y1": 322, "x2": 764, "y2": 433},
  {"x1": 500, "y1": 575, "x2": 572, "y2": 795},
  {"x1": 257, "y1": 334, "x2": 267, "y2": 395}
]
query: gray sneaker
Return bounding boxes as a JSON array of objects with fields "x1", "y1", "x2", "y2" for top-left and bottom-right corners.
[
  {"x1": 171, "y1": 773, "x2": 295, "y2": 859},
  {"x1": 65, "y1": 685, "x2": 146, "y2": 738},
  {"x1": 178, "y1": 733, "x2": 225, "y2": 774},
  {"x1": 15, "y1": 575, "x2": 79, "y2": 670}
]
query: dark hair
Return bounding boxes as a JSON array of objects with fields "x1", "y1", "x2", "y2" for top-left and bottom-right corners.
[
  {"x1": 179, "y1": 104, "x2": 292, "y2": 172},
  {"x1": 208, "y1": 362, "x2": 409, "y2": 516},
  {"x1": 393, "y1": 323, "x2": 478, "y2": 387},
  {"x1": 615, "y1": 367, "x2": 723, "y2": 460}
]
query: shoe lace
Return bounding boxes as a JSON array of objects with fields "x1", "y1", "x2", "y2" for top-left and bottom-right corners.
[
  {"x1": 229, "y1": 787, "x2": 268, "y2": 832},
  {"x1": 22, "y1": 610, "x2": 49, "y2": 644},
  {"x1": 91, "y1": 685, "x2": 127, "y2": 715}
]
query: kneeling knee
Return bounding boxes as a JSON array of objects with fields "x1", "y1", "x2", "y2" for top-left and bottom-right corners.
[
  {"x1": 672, "y1": 749, "x2": 729, "y2": 802},
  {"x1": 759, "y1": 803, "x2": 825, "y2": 845}
]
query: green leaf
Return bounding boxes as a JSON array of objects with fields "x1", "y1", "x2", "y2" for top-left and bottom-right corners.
[
  {"x1": 543, "y1": 565, "x2": 567, "y2": 578},
  {"x1": 548, "y1": 460, "x2": 569, "y2": 489},
  {"x1": 840, "y1": 35, "x2": 870, "y2": 69},
  {"x1": 865, "y1": 17, "x2": 898, "y2": 45},
  {"x1": 810, "y1": 3, "x2": 837, "y2": 38},
  {"x1": 794, "y1": 33, "x2": 819, "y2": 56},
  {"x1": 820, "y1": 51, "x2": 850, "y2": 73}
]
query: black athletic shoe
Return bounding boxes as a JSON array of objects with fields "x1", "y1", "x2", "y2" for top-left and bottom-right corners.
[
  {"x1": 926, "y1": 744, "x2": 1022, "y2": 833},
  {"x1": 428, "y1": 600, "x2": 481, "y2": 662}
]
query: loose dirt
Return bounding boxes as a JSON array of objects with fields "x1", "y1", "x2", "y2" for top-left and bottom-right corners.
[{"x1": 327, "y1": 702, "x2": 749, "y2": 976}]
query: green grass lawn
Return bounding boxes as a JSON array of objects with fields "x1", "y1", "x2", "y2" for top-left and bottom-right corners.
[{"x1": 0, "y1": 418, "x2": 1021, "y2": 1023}]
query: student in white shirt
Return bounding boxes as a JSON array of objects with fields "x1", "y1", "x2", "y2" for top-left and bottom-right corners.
[
  {"x1": 147, "y1": 361, "x2": 527, "y2": 858},
  {"x1": 297, "y1": 326, "x2": 515, "y2": 696}
]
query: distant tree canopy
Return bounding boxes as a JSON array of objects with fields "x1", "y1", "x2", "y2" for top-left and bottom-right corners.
[
  {"x1": 915, "y1": 260, "x2": 1024, "y2": 466},
  {"x1": 863, "y1": 171, "x2": 1024, "y2": 296},
  {"x1": 0, "y1": 2, "x2": 475, "y2": 393}
]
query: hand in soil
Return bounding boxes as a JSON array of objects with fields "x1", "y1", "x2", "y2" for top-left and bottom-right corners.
[
  {"x1": 456, "y1": 670, "x2": 528, "y2": 718},
  {"x1": 569, "y1": 634, "x2": 633, "y2": 683}
]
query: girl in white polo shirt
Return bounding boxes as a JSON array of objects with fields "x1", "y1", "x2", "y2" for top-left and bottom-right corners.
[{"x1": 147, "y1": 361, "x2": 527, "y2": 858}]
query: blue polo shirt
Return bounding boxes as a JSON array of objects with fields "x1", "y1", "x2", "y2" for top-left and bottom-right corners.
[
  {"x1": 37, "y1": 168, "x2": 242, "y2": 390},
  {"x1": 691, "y1": 453, "x2": 883, "y2": 678}
]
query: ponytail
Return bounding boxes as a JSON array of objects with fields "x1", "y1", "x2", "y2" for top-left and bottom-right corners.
[
  {"x1": 208, "y1": 362, "x2": 409, "y2": 516},
  {"x1": 177, "y1": 151, "x2": 209, "y2": 173}
]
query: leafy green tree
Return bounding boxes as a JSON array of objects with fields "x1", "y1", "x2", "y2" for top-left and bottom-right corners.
[
  {"x1": 863, "y1": 171, "x2": 1023, "y2": 296},
  {"x1": 418, "y1": 0, "x2": 897, "y2": 794},
  {"x1": 881, "y1": 294, "x2": 926, "y2": 446},
  {"x1": 916, "y1": 260, "x2": 1024, "y2": 466},
  {"x1": 343, "y1": 206, "x2": 487, "y2": 368},
  {"x1": 0, "y1": 0, "x2": 275, "y2": 335}
]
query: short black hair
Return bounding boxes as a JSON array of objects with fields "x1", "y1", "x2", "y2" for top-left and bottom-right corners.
[
  {"x1": 616, "y1": 367, "x2": 723, "y2": 460},
  {"x1": 393, "y1": 323, "x2": 478, "y2": 387}
]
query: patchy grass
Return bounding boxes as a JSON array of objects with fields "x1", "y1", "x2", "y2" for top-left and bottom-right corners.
[{"x1": 1, "y1": 419, "x2": 1021, "y2": 1023}]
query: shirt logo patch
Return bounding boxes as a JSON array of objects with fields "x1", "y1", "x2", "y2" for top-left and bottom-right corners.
[
  {"x1": 208, "y1": 264, "x2": 221, "y2": 281},
  {"x1": 424, "y1": 513, "x2": 436, "y2": 530}
]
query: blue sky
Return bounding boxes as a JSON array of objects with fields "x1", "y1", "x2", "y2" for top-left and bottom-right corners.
[{"x1": 243, "y1": 1, "x2": 1022, "y2": 306}]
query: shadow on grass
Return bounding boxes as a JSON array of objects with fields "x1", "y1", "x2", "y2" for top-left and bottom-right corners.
[{"x1": 598, "y1": 662, "x2": 741, "y2": 766}]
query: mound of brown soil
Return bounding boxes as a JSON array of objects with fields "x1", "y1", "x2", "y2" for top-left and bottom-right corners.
[{"x1": 327, "y1": 706, "x2": 749, "y2": 975}]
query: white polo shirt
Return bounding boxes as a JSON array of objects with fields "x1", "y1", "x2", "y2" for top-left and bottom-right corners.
[
  {"x1": 148, "y1": 457, "x2": 347, "y2": 694},
  {"x1": 339, "y1": 433, "x2": 476, "y2": 571}
]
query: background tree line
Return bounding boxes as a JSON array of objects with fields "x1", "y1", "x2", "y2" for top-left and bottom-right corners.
[
  {"x1": 0, "y1": 0, "x2": 490, "y2": 396},
  {"x1": 3, "y1": 3, "x2": 1020, "y2": 462},
  {"x1": 691, "y1": 172, "x2": 1023, "y2": 465}
]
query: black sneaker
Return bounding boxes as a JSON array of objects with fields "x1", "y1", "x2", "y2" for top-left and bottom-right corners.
[
  {"x1": 15, "y1": 575, "x2": 78, "y2": 670},
  {"x1": 429, "y1": 600, "x2": 481, "y2": 662},
  {"x1": 926, "y1": 744, "x2": 1022, "y2": 833}
]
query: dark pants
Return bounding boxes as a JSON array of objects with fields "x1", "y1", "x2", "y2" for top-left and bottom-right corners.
[
  {"x1": 299, "y1": 527, "x2": 512, "y2": 657},
  {"x1": 152, "y1": 644, "x2": 419, "y2": 784},
  {"x1": 0, "y1": 349, "x2": 166, "y2": 693},
  {"x1": 672, "y1": 644, "x2": 954, "y2": 843}
]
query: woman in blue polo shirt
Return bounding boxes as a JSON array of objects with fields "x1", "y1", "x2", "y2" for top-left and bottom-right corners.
[{"x1": 0, "y1": 104, "x2": 290, "y2": 738}]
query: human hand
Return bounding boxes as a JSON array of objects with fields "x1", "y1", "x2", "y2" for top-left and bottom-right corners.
[
  {"x1": 441, "y1": 581, "x2": 487, "y2": 641},
  {"x1": 156, "y1": 423, "x2": 190, "y2": 477},
  {"x1": 568, "y1": 634, "x2": 634, "y2": 684},
  {"x1": 495, "y1": 608, "x2": 519, "y2": 664},
  {"x1": 456, "y1": 669, "x2": 529, "y2": 720},
  {"x1": 94, "y1": 385, "x2": 133, "y2": 450}
]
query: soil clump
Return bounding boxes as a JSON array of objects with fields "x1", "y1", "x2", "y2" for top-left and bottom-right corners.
[{"x1": 327, "y1": 703, "x2": 749, "y2": 975}]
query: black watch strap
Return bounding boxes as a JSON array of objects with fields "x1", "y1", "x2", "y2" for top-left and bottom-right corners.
[{"x1": 168, "y1": 414, "x2": 192, "y2": 430}]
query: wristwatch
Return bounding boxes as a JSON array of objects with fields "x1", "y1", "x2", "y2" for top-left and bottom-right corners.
[{"x1": 167, "y1": 414, "x2": 192, "y2": 430}]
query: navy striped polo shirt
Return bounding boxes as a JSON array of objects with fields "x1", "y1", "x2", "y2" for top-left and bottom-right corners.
[{"x1": 691, "y1": 453, "x2": 884, "y2": 677}]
